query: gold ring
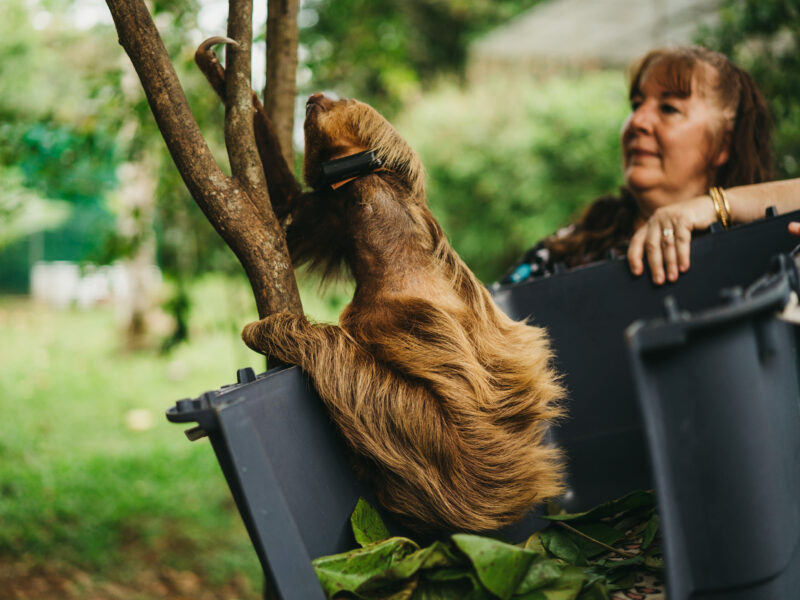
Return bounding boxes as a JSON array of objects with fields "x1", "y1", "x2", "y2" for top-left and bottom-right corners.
[{"x1": 662, "y1": 227, "x2": 675, "y2": 240}]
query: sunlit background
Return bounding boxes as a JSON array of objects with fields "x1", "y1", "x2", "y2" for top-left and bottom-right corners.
[{"x1": 1, "y1": 0, "x2": 798, "y2": 597}]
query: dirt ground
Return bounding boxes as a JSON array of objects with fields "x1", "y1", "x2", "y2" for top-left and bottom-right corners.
[{"x1": 0, "y1": 557, "x2": 260, "y2": 600}]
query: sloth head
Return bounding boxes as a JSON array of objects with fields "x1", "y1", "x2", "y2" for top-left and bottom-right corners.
[{"x1": 303, "y1": 93, "x2": 424, "y2": 198}]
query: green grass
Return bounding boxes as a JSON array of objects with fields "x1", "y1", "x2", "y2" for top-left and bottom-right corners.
[{"x1": 0, "y1": 273, "x2": 351, "y2": 592}]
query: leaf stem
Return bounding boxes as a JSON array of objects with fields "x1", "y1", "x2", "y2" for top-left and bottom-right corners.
[{"x1": 554, "y1": 521, "x2": 638, "y2": 559}]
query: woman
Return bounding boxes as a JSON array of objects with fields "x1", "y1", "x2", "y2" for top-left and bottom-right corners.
[{"x1": 504, "y1": 46, "x2": 800, "y2": 286}]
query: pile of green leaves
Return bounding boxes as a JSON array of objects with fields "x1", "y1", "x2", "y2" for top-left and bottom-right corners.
[{"x1": 313, "y1": 491, "x2": 663, "y2": 600}]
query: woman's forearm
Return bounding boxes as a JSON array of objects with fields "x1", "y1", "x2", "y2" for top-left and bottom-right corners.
[
  {"x1": 627, "y1": 177, "x2": 800, "y2": 285},
  {"x1": 725, "y1": 178, "x2": 800, "y2": 224}
]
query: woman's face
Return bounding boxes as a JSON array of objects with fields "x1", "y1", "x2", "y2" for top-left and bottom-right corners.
[{"x1": 621, "y1": 65, "x2": 730, "y2": 213}]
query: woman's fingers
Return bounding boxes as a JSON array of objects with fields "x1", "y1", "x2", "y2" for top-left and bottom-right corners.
[
  {"x1": 628, "y1": 209, "x2": 696, "y2": 284},
  {"x1": 628, "y1": 221, "x2": 672, "y2": 283},
  {"x1": 627, "y1": 226, "x2": 647, "y2": 276},
  {"x1": 675, "y1": 223, "x2": 692, "y2": 273},
  {"x1": 644, "y1": 222, "x2": 666, "y2": 284},
  {"x1": 661, "y1": 225, "x2": 679, "y2": 282}
]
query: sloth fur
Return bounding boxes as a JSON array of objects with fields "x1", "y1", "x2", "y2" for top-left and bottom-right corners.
[{"x1": 240, "y1": 92, "x2": 566, "y2": 533}]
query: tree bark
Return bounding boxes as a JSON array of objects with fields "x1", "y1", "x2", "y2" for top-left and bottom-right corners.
[
  {"x1": 265, "y1": 0, "x2": 299, "y2": 167},
  {"x1": 225, "y1": 0, "x2": 268, "y2": 203},
  {"x1": 105, "y1": 0, "x2": 302, "y2": 319},
  {"x1": 195, "y1": 38, "x2": 303, "y2": 218}
]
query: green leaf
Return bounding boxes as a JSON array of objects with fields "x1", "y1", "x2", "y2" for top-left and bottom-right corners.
[
  {"x1": 521, "y1": 532, "x2": 548, "y2": 556},
  {"x1": 379, "y1": 541, "x2": 462, "y2": 582},
  {"x1": 423, "y1": 566, "x2": 479, "y2": 583},
  {"x1": 312, "y1": 536, "x2": 419, "y2": 597},
  {"x1": 641, "y1": 514, "x2": 659, "y2": 550},
  {"x1": 612, "y1": 507, "x2": 657, "y2": 538},
  {"x1": 415, "y1": 569, "x2": 493, "y2": 600},
  {"x1": 515, "y1": 556, "x2": 564, "y2": 593},
  {"x1": 352, "y1": 498, "x2": 391, "y2": 547},
  {"x1": 575, "y1": 579, "x2": 610, "y2": 600},
  {"x1": 593, "y1": 556, "x2": 644, "y2": 572},
  {"x1": 539, "y1": 529, "x2": 588, "y2": 566},
  {"x1": 557, "y1": 522, "x2": 625, "y2": 559},
  {"x1": 528, "y1": 566, "x2": 586, "y2": 600},
  {"x1": 604, "y1": 568, "x2": 638, "y2": 591},
  {"x1": 453, "y1": 534, "x2": 537, "y2": 599},
  {"x1": 542, "y1": 491, "x2": 655, "y2": 524},
  {"x1": 643, "y1": 555, "x2": 664, "y2": 570},
  {"x1": 515, "y1": 592, "x2": 548, "y2": 600}
]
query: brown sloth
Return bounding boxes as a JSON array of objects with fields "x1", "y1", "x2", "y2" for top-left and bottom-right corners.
[{"x1": 196, "y1": 41, "x2": 565, "y2": 532}]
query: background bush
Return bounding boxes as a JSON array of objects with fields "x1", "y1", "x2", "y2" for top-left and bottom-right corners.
[{"x1": 398, "y1": 73, "x2": 629, "y2": 281}]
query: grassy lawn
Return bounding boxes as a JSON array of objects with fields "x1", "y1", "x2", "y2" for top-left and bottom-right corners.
[{"x1": 0, "y1": 274, "x2": 350, "y2": 598}]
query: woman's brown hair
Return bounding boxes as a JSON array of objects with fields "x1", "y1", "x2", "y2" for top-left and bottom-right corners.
[{"x1": 544, "y1": 46, "x2": 774, "y2": 267}]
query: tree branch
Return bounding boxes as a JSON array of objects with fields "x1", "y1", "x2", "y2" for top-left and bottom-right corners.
[
  {"x1": 105, "y1": 0, "x2": 302, "y2": 318},
  {"x1": 106, "y1": 0, "x2": 227, "y2": 203},
  {"x1": 265, "y1": 0, "x2": 299, "y2": 167},
  {"x1": 225, "y1": 0, "x2": 269, "y2": 202},
  {"x1": 196, "y1": 38, "x2": 303, "y2": 215}
]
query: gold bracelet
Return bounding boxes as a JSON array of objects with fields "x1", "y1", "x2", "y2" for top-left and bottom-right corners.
[
  {"x1": 709, "y1": 186, "x2": 730, "y2": 229},
  {"x1": 719, "y1": 186, "x2": 732, "y2": 224},
  {"x1": 709, "y1": 187, "x2": 724, "y2": 227}
]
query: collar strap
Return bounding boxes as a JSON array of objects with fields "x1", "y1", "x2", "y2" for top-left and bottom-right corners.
[{"x1": 319, "y1": 150, "x2": 386, "y2": 190}]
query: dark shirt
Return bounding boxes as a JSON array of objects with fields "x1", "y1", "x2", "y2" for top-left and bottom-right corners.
[
  {"x1": 498, "y1": 191, "x2": 637, "y2": 286},
  {"x1": 498, "y1": 225, "x2": 576, "y2": 285}
]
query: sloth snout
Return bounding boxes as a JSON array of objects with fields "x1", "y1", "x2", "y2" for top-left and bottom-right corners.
[{"x1": 306, "y1": 92, "x2": 335, "y2": 114}]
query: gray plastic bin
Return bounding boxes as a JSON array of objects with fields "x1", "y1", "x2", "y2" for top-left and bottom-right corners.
[
  {"x1": 626, "y1": 255, "x2": 800, "y2": 599},
  {"x1": 492, "y1": 208, "x2": 800, "y2": 511}
]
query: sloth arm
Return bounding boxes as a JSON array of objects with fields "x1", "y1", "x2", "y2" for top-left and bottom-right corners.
[{"x1": 241, "y1": 312, "x2": 403, "y2": 450}]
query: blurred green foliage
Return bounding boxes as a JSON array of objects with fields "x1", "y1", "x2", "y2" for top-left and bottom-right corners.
[
  {"x1": 0, "y1": 0, "x2": 239, "y2": 313},
  {"x1": 698, "y1": 0, "x2": 800, "y2": 179},
  {"x1": 299, "y1": 0, "x2": 543, "y2": 115},
  {"x1": 398, "y1": 74, "x2": 629, "y2": 281},
  {"x1": 4, "y1": 122, "x2": 117, "y2": 206},
  {"x1": 1, "y1": 0, "x2": 798, "y2": 293},
  {"x1": 0, "y1": 1, "x2": 122, "y2": 289},
  {"x1": 0, "y1": 166, "x2": 70, "y2": 249},
  {"x1": 0, "y1": 273, "x2": 344, "y2": 588},
  {"x1": 0, "y1": 284, "x2": 263, "y2": 592}
]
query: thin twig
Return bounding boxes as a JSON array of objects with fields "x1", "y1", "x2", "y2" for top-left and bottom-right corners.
[{"x1": 554, "y1": 521, "x2": 639, "y2": 559}]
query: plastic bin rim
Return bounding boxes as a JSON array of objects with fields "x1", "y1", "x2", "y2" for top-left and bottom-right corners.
[{"x1": 625, "y1": 274, "x2": 791, "y2": 353}]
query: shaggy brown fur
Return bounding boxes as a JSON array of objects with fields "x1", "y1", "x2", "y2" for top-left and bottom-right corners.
[{"x1": 235, "y1": 91, "x2": 566, "y2": 533}]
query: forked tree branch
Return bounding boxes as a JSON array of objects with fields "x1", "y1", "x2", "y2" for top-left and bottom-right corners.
[
  {"x1": 105, "y1": 0, "x2": 303, "y2": 319},
  {"x1": 195, "y1": 38, "x2": 303, "y2": 215}
]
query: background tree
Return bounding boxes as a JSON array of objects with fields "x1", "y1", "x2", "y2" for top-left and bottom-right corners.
[
  {"x1": 0, "y1": 0, "x2": 240, "y2": 347},
  {"x1": 0, "y1": 0, "x2": 119, "y2": 290},
  {"x1": 399, "y1": 74, "x2": 629, "y2": 281},
  {"x1": 106, "y1": 0, "x2": 304, "y2": 323},
  {"x1": 265, "y1": 0, "x2": 299, "y2": 165},
  {"x1": 299, "y1": 0, "x2": 543, "y2": 115},
  {"x1": 698, "y1": 0, "x2": 800, "y2": 180}
]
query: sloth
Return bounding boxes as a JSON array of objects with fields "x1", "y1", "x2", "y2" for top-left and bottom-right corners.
[{"x1": 196, "y1": 40, "x2": 565, "y2": 532}]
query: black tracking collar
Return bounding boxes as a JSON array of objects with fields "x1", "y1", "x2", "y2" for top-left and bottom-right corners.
[{"x1": 319, "y1": 150, "x2": 384, "y2": 190}]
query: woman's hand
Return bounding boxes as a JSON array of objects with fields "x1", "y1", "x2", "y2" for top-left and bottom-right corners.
[{"x1": 627, "y1": 194, "x2": 717, "y2": 285}]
